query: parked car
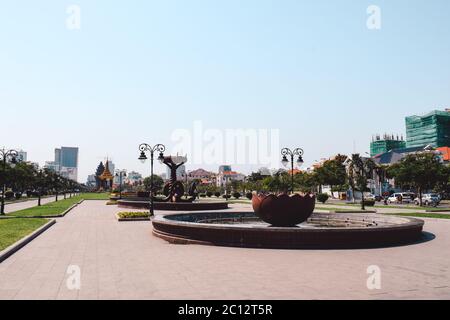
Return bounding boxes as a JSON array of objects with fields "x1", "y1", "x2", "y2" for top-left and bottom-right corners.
[
  {"x1": 364, "y1": 193, "x2": 376, "y2": 201},
  {"x1": 387, "y1": 193, "x2": 415, "y2": 204},
  {"x1": 414, "y1": 194, "x2": 440, "y2": 206}
]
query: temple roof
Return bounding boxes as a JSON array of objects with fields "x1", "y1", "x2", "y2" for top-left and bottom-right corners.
[{"x1": 99, "y1": 160, "x2": 114, "y2": 180}]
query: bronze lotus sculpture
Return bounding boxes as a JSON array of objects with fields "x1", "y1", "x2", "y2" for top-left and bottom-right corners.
[{"x1": 252, "y1": 193, "x2": 315, "y2": 227}]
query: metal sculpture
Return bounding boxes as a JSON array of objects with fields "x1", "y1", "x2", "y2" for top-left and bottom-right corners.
[{"x1": 159, "y1": 156, "x2": 196, "y2": 203}]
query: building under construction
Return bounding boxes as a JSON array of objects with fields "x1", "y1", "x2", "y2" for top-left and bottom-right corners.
[
  {"x1": 406, "y1": 109, "x2": 450, "y2": 148},
  {"x1": 370, "y1": 134, "x2": 406, "y2": 157}
]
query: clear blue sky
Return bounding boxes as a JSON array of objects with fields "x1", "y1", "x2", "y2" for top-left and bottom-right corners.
[{"x1": 1, "y1": 0, "x2": 450, "y2": 181}]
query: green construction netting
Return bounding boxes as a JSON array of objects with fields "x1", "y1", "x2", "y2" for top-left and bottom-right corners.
[
  {"x1": 406, "y1": 110, "x2": 450, "y2": 148},
  {"x1": 370, "y1": 140, "x2": 406, "y2": 156}
]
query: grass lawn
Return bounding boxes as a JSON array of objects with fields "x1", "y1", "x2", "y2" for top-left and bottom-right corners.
[
  {"x1": 8, "y1": 196, "x2": 83, "y2": 217},
  {"x1": 7, "y1": 193, "x2": 110, "y2": 217},
  {"x1": 382, "y1": 212, "x2": 450, "y2": 219},
  {"x1": 326, "y1": 201, "x2": 431, "y2": 210},
  {"x1": 0, "y1": 218, "x2": 49, "y2": 251},
  {"x1": 78, "y1": 192, "x2": 110, "y2": 200}
]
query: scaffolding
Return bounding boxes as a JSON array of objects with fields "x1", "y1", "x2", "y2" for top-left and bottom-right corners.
[
  {"x1": 370, "y1": 134, "x2": 406, "y2": 156},
  {"x1": 406, "y1": 110, "x2": 450, "y2": 148}
]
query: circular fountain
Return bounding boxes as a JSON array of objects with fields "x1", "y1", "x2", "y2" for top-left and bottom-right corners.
[
  {"x1": 151, "y1": 194, "x2": 425, "y2": 249},
  {"x1": 152, "y1": 212, "x2": 424, "y2": 249}
]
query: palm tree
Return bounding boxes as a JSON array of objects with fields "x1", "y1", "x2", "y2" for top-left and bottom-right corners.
[{"x1": 346, "y1": 154, "x2": 376, "y2": 210}]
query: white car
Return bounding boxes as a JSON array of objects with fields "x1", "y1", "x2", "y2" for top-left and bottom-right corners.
[
  {"x1": 414, "y1": 194, "x2": 440, "y2": 206},
  {"x1": 364, "y1": 193, "x2": 376, "y2": 201},
  {"x1": 387, "y1": 193, "x2": 414, "y2": 204}
]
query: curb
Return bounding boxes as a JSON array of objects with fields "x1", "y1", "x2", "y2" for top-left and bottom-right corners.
[
  {"x1": 0, "y1": 219, "x2": 56, "y2": 263},
  {"x1": 330, "y1": 210, "x2": 378, "y2": 214}
]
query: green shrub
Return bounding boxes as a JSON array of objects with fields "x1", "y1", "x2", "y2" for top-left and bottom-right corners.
[
  {"x1": 215, "y1": 192, "x2": 221, "y2": 197},
  {"x1": 222, "y1": 194, "x2": 231, "y2": 199},
  {"x1": 117, "y1": 211, "x2": 151, "y2": 219},
  {"x1": 246, "y1": 192, "x2": 253, "y2": 200},
  {"x1": 233, "y1": 192, "x2": 241, "y2": 199},
  {"x1": 317, "y1": 193, "x2": 329, "y2": 204},
  {"x1": 206, "y1": 191, "x2": 213, "y2": 197},
  {"x1": 199, "y1": 193, "x2": 207, "y2": 198},
  {"x1": 4, "y1": 191, "x2": 14, "y2": 200}
]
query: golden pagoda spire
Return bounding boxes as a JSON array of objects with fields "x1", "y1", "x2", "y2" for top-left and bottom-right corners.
[{"x1": 99, "y1": 158, "x2": 114, "y2": 181}]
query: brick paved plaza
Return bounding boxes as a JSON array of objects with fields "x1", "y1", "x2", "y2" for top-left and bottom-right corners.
[{"x1": 0, "y1": 200, "x2": 449, "y2": 300}]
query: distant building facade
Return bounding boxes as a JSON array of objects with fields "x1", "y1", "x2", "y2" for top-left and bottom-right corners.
[
  {"x1": 17, "y1": 150, "x2": 27, "y2": 162},
  {"x1": 216, "y1": 165, "x2": 246, "y2": 187},
  {"x1": 370, "y1": 134, "x2": 406, "y2": 157},
  {"x1": 45, "y1": 146, "x2": 79, "y2": 181},
  {"x1": 186, "y1": 169, "x2": 216, "y2": 185},
  {"x1": 126, "y1": 171, "x2": 143, "y2": 185},
  {"x1": 406, "y1": 109, "x2": 450, "y2": 148}
]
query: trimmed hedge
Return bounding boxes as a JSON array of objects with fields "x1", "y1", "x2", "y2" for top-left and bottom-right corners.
[{"x1": 317, "y1": 193, "x2": 329, "y2": 204}]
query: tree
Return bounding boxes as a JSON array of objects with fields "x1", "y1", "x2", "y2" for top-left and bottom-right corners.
[
  {"x1": 315, "y1": 157, "x2": 347, "y2": 197},
  {"x1": 95, "y1": 162, "x2": 105, "y2": 190},
  {"x1": 294, "y1": 172, "x2": 319, "y2": 193},
  {"x1": 143, "y1": 175, "x2": 164, "y2": 194},
  {"x1": 260, "y1": 170, "x2": 291, "y2": 193},
  {"x1": 434, "y1": 165, "x2": 450, "y2": 196},
  {"x1": 387, "y1": 152, "x2": 444, "y2": 206},
  {"x1": 346, "y1": 154, "x2": 375, "y2": 210}
]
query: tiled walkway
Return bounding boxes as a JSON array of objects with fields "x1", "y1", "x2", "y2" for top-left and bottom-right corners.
[{"x1": 0, "y1": 200, "x2": 449, "y2": 299}]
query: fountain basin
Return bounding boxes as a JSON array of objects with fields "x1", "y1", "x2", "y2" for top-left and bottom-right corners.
[{"x1": 152, "y1": 212, "x2": 425, "y2": 249}]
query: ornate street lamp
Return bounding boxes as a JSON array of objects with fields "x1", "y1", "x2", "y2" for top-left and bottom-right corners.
[
  {"x1": 281, "y1": 147, "x2": 304, "y2": 194},
  {"x1": 138, "y1": 143, "x2": 166, "y2": 216},
  {"x1": 0, "y1": 148, "x2": 19, "y2": 215},
  {"x1": 115, "y1": 170, "x2": 127, "y2": 199}
]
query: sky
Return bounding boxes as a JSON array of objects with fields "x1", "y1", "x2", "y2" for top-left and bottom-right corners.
[{"x1": 1, "y1": 0, "x2": 450, "y2": 182}]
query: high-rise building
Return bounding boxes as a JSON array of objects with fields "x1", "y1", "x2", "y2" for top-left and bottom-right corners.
[
  {"x1": 17, "y1": 150, "x2": 27, "y2": 162},
  {"x1": 49, "y1": 147, "x2": 79, "y2": 181},
  {"x1": 405, "y1": 110, "x2": 450, "y2": 148},
  {"x1": 370, "y1": 134, "x2": 406, "y2": 157},
  {"x1": 58, "y1": 147, "x2": 78, "y2": 168}
]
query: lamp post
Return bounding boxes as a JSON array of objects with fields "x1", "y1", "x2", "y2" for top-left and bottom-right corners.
[
  {"x1": 184, "y1": 172, "x2": 189, "y2": 199},
  {"x1": 138, "y1": 143, "x2": 166, "y2": 216},
  {"x1": 281, "y1": 147, "x2": 304, "y2": 194},
  {"x1": 115, "y1": 170, "x2": 127, "y2": 199},
  {"x1": 0, "y1": 148, "x2": 19, "y2": 215}
]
